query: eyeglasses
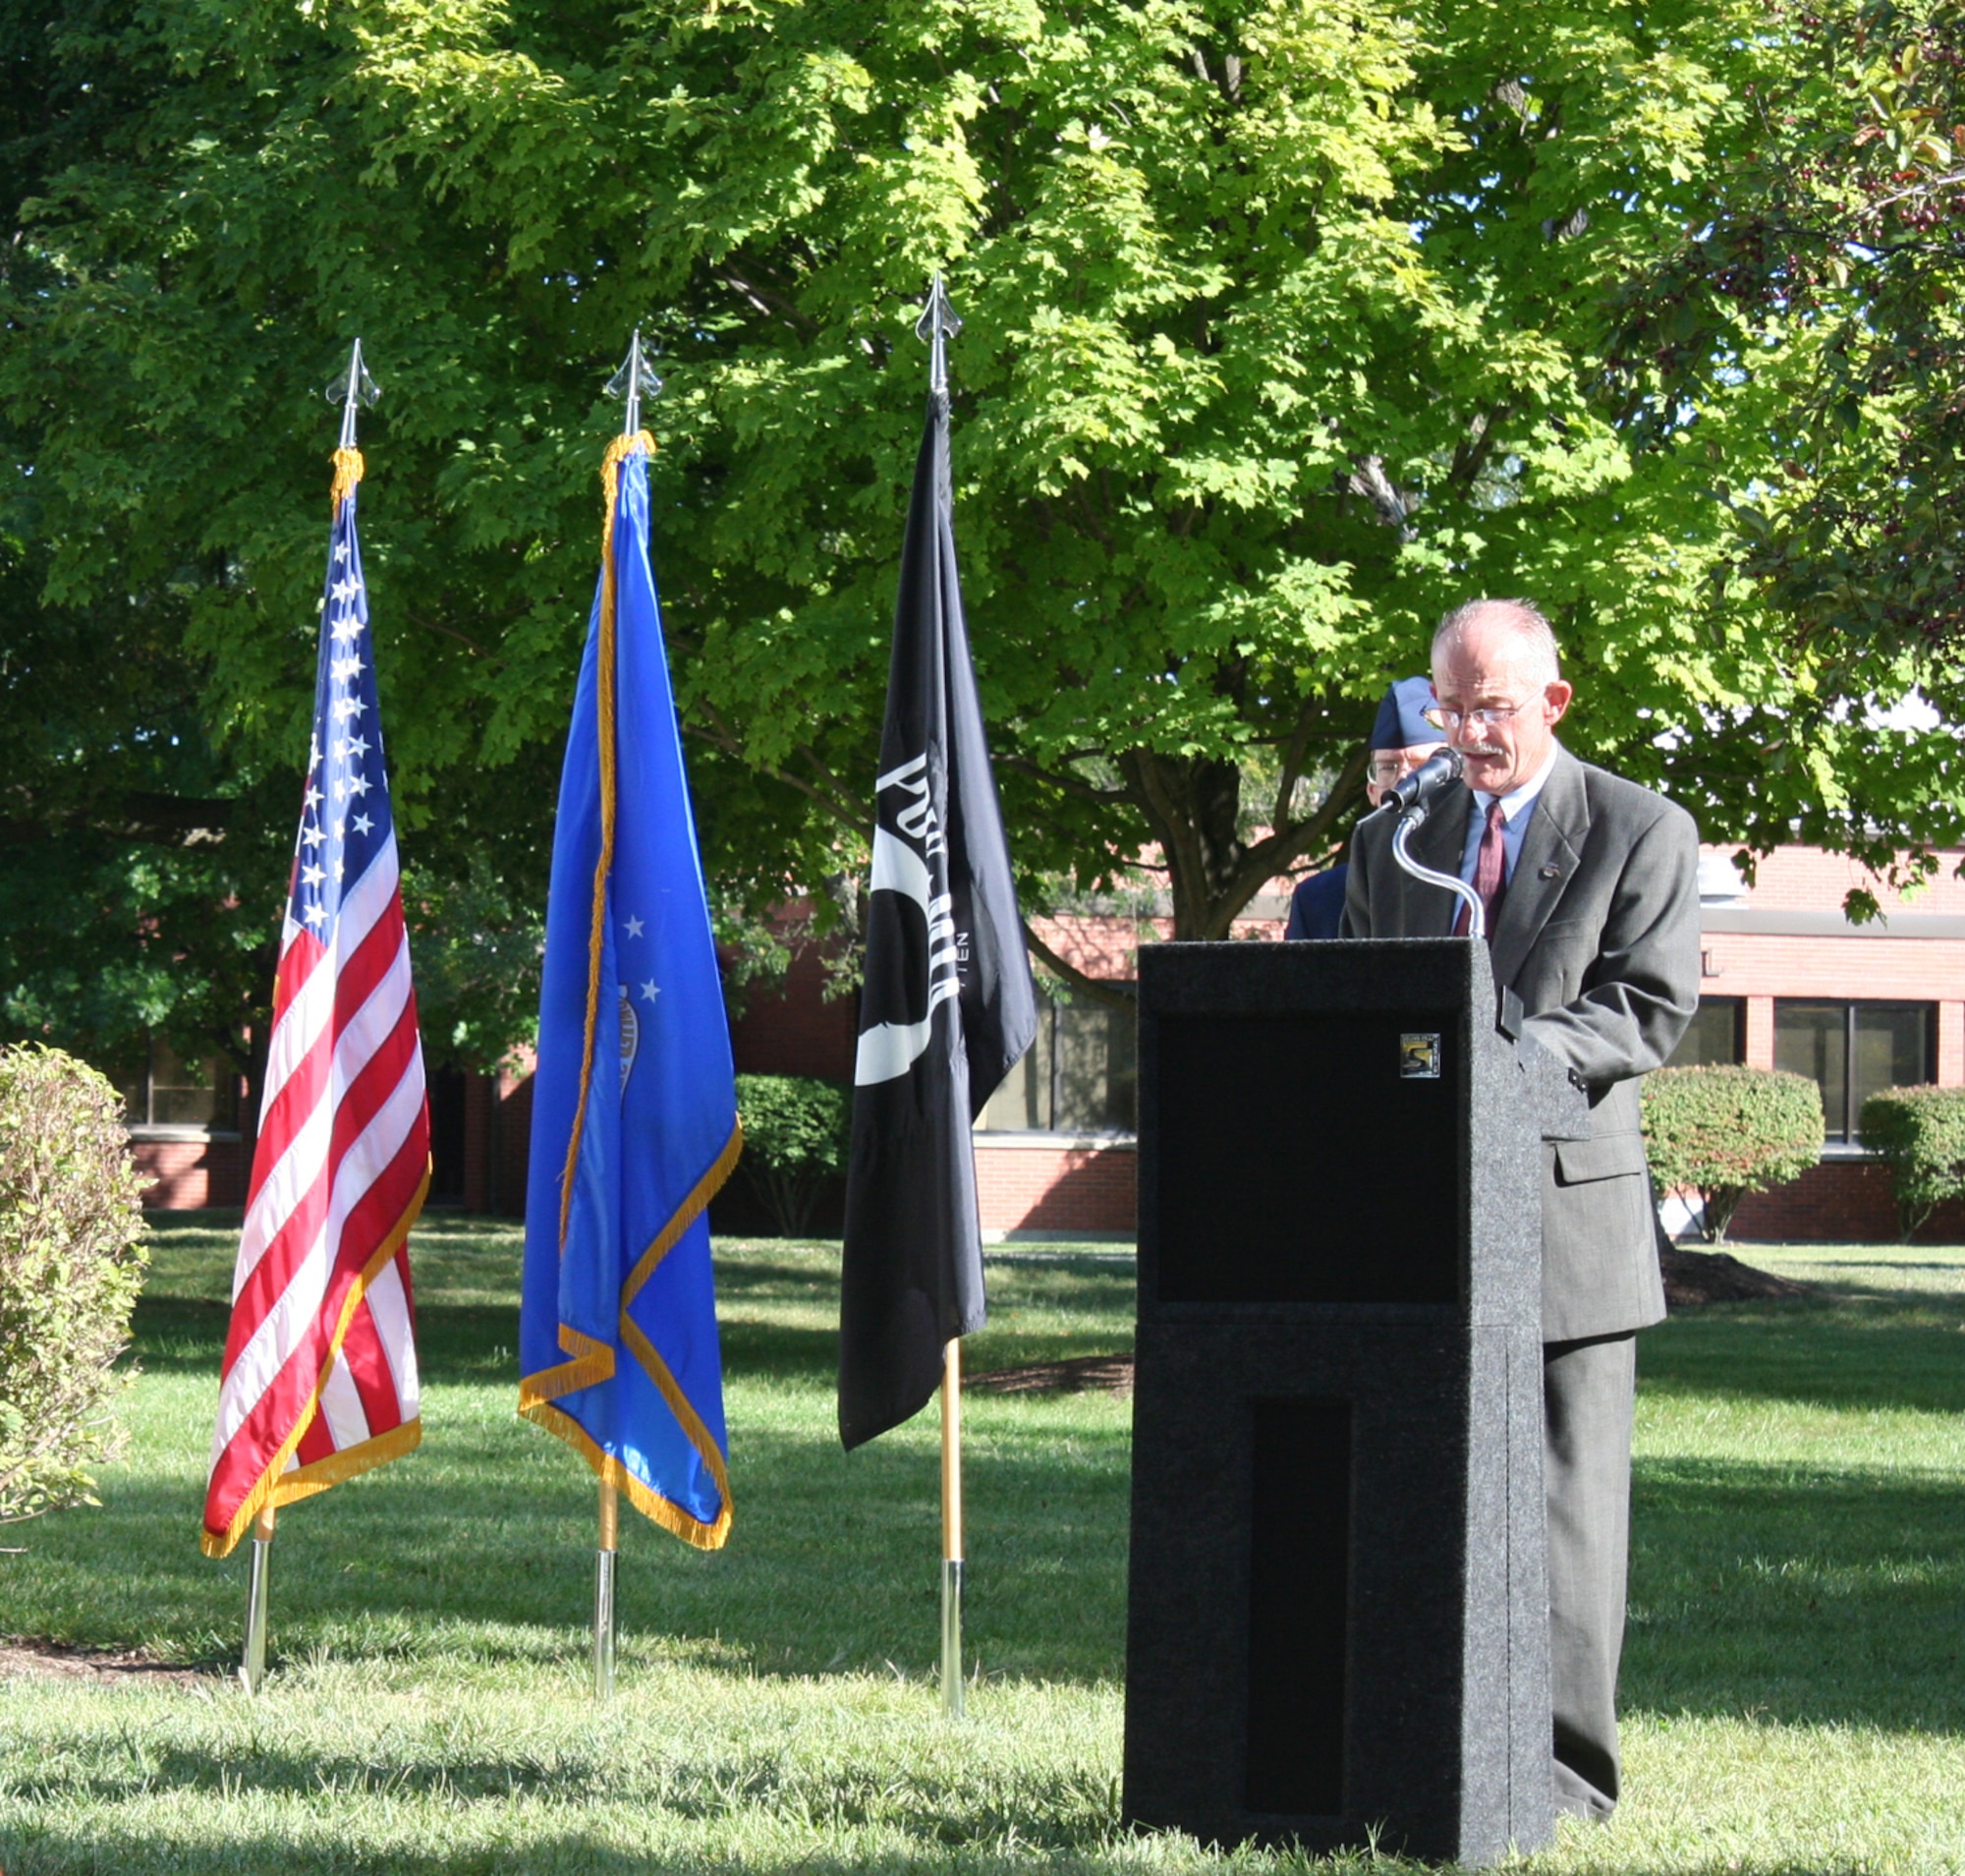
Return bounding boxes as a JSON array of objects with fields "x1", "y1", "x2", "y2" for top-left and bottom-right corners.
[{"x1": 1424, "y1": 702, "x2": 1530, "y2": 732}]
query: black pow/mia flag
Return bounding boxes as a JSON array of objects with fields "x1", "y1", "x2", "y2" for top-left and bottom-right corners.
[{"x1": 837, "y1": 388, "x2": 1039, "y2": 1450}]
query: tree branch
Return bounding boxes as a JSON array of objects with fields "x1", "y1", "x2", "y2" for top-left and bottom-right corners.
[
  {"x1": 1022, "y1": 921, "x2": 1138, "y2": 1013},
  {"x1": 0, "y1": 791, "x2": 235, "y2": 848},
  {"x1": 1000, "y1": 752, "x2": 1132, "y2": 805},
  {"x1": 716, "y1": 262, "x2": 820, "y2": 340},
  {"x1": 407, "y1": 613, "x2": 494, "y2": 657},
  {"x1": 1447, "y1": 402, "x2": 1511, "y2": 494},
  {"x1": 689, "y1": 703, "x2": 865, "y2": 830}
]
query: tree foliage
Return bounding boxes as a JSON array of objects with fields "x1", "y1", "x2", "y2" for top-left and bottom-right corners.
[
  {"x1": 0, "y1": 530, "x2": 286, "y2": 1107},
  {"x1": 0, "y1": 1045, "x2": 149, "y2": 1523},
  {"x1": 1643, "y1": 1064, "x2": 1825, "y2": 1244},
  {"x1": 5, "y1": 0, "x2": 1963, "y2": 1053},
  {"x1": 732, "y1": 1073, "x2": 851, "y2": 1238},
  {"x1": 1618, "y1": 1, "x2": 1965, "y2": 688}
]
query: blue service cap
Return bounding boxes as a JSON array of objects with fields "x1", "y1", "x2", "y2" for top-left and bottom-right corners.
[{"x1": 1370, "y1": 676, "x2": 1437, "y2": 752}]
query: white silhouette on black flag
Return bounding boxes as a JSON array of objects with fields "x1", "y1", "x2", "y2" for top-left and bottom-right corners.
[{"x1": 838, "y1": 387, "x2": 1039, "y2": 1450}]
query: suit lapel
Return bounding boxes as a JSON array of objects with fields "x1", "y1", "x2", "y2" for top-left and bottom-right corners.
[
  {"x1": 1404, "y1": 783, "x2": 1473, "y2": 936},
  {"x1": 1489, "y1": 745, "x2": 1589, "y2": 984}
]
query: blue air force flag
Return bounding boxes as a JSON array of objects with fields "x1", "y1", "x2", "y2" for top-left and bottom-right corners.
[{"x1": 519, "y1": 434, "x2": 740, "y2": 1547}]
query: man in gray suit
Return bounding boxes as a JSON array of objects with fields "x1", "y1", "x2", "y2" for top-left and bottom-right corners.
[{"x1": 1343, "y1": 597, "x2": 1700, "y2": 1821}]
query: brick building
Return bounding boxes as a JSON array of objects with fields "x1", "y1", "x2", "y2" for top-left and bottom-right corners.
[
  {"x1": 1670, "y1": 845, "x2": 1965, "y2": 1240},
  {"x1": 126, "y1": 844, "x2": 1965, "y2": 1244}
]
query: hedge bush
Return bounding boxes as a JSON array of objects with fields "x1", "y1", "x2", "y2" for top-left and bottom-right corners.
[
  {"x1": 1642, "y1": 1064, "x2": 1823, "y2": 1244},
  {"x1": 1859, "y1": 1085, "x2": 1965, "y2": 1242},
  {"x1": 733, "y1": 1074, "x2": 852, "y2": 1237},
  {"x1": 0, "y1": 1045, "x2": 149, "y2": 1523}
]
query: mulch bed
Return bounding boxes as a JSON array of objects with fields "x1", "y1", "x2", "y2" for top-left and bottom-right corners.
[
  {"x1": 1661, "y1": 1245, "x2": 1813, "y2": 1306},
  {"x1": 967, "y1": 1352, "x2": 1136, "y2": 1396},
  {"x1": 0, "y1": 1637, "x2": 215, "y2": 1688}
]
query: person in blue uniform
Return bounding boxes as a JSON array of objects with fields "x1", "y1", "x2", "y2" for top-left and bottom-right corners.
[{"x1": 1283, "y1": 676, "x2": 1443, "y2": 940}]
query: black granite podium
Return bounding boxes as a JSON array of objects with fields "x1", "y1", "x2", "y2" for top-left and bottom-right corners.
[{"x1": 1122, "y1": 938, "x2": 1580, "y2": 1864}]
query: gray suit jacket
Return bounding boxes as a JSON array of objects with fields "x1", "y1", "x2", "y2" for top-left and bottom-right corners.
[{"x1": 1343, "y1": 745, "x2": 1700, "y2": 1340}]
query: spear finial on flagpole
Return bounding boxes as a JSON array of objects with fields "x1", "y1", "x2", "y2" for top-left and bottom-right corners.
[
  {"x1": 915, "y1": 276, "x2": 961, "y2": 395},
  {"x1": 606, "y1": 330, "x2": 661, "y2": 439},
  {"x1": 326, "y1": 338, "x2": 381, "y2": 451}
]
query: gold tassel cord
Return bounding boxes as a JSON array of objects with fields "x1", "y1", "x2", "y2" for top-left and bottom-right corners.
[
  {"x1": 328, "y1": 446, "x2": 365, "y2": 513},
  {"x1": 600, "y1": 429, "x2": 656, "y2": 533}
]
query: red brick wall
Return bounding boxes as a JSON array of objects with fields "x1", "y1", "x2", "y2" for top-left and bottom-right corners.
[
  {"x1": 974, "y1": 1140, "x2": 1137, "y2": 1234},
  {"x1": 1706, "y1": 938, "x2": 1965, "y2": 1008},
  {"x1": 727, "y1": 942, "x2": 857, "y2": 1082},
  {"x1": 132, "y1": 1136, "x2": 249, "y2": 1210},
  {"x1": 1711, "y1": 843, "x2": 1965, "y2": 914},
  {"x1": 1727, "y1": 1156, "x2": 1965, "y2": 1244},
  {"x1": 463, "y1": 1057, "x2": 534, "y2": 1220}
]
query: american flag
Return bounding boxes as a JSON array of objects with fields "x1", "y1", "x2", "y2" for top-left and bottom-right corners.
[{"x1": 202, "y1": 453, "x2": 430, "y2": 1560}]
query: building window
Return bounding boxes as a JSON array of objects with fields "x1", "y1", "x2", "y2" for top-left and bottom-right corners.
[
  {"x1": 118, "y1": 1038, "x2": 239, "y2": 1132},
  {"x1": 1664, "y1": 996, "x2": 1745, "y2": 1068},
  {"x1": 977, "y1": 990, "x2": 1136, "y2": 1134},
  {"x1": 1772, "y1": 1001, "x2": 1936, "y2": 1146}
]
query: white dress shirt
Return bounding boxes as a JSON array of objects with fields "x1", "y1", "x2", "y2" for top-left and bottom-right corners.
[{"x1": 1458, "y1": 742, "x2": 1560, "y2": 886}]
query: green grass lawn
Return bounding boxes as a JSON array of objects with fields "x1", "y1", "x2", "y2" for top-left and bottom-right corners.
[{"x1": 2, "y1": 1221, "x2": 1963, "y2": 1873}]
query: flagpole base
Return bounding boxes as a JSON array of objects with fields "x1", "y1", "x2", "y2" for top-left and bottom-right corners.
[
  {"x1": 939, "y1": 1558, "x2": 965, "y2": 1718},
  {"x1": 593, "y1": 1547, "x2": 618, "y2": 1701},
  {"x1": 242, "y1": 1529, "x2": 272, "y2": 1696}
]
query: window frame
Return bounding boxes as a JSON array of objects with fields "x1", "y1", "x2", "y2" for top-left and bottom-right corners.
[
  {"x1": 1664, "y1": 995, "x2": 1746, "y2": 1070},
  {"x1": 121, "y1": 1036, "x2": 244, "y2": 1141},
  {"x1": 975, "y1": 986, "x2": 1137, "y2": 1138},
  {"x1": 1771, "y1": 998, "x2": 1937, "y2": 1150}
]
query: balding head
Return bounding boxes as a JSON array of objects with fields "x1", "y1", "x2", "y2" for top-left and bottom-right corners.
[{"x1": 1432, "y1": 598, "x2": 1561, "y2": 688}]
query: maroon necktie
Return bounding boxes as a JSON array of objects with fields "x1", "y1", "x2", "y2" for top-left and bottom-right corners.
[{"x1": 1454, "y1": 800, "x2": 1508, "y2": 938}]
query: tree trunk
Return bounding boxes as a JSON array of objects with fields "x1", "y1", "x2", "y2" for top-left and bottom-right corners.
[{"x1": 1118, "y1": 746, "x2": 1365, "y2": 944}]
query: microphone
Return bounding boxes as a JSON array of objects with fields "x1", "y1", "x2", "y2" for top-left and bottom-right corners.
[{"x1": 1377, "y1": 747, "x2": 1464, "y2": 821}]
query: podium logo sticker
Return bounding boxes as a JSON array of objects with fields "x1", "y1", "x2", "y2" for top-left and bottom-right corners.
[{"x1": 1399, "y1": 1033, "x2": 1441, "y2": 1079}]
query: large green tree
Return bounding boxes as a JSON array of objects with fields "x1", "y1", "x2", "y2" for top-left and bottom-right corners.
[{"x1": 5, "y1": 0, "x2": 1961, "y2": 1047}]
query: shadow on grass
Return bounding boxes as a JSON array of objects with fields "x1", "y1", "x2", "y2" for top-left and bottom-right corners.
[
  {"x1": 0, "y1": 1848, "x2": 1207, "y2": 1876},
  {"x1": 3, "y1": 1745, "x2": 1124, "y2": 1834},
  {"x1": 4, "y1": 1407, "x2": 1130, "y2": 1685},
  {"x1": 1642, "y1": 1292, "x2": 1965, "y2": 1418},
  {"x1": 1627, "y1": 1451, "x2": 1965, "y2": 1734},
  {"x1": 0, "y1": 1836, "x2": 1416, "y2": 1876}
]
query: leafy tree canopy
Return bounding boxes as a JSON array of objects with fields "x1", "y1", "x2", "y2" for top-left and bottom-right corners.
[
  {"x1": 4, "y1": 0, "x2": 1962, "y2": 1065},
  {"x1": 1617, "y1": 0, "x2": 1965, "y2": 691}
]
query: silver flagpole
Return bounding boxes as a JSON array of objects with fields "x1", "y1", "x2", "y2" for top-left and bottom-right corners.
[
  {"x1": 238, "y1": 340, "x2": 383, "y2": 1701},
  {"x1": 587, "y1": 329, "x2": 662, "y2": 1706},
  {"x1": 594, "y1": 1478, "x2": 619, "y2": 1701},
  {"x1": 917, "y1": 275, "x2": 969, "y2": 1718},
  {"x1": 241, "y1": 1502, "x2": 275, "y2": 1693},
  {"x1": 939, "y1": 1339, "x2": 965, "y2": 1717}
]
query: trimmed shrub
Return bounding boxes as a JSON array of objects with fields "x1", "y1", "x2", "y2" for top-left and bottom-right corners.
[
  {"x1": 1642, "y1": 1065, "x2": 1823, "y2": 1244},
  {"x1": 1859, "y1": 1085, "x2": 1965, "y2": 1242},
  {"x1": 0, "y1": 1046, "x2": 149, "y2": 1522},
  {"x1": 733, "y1": 1074, "x2": 851, "y2": 1237}
]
